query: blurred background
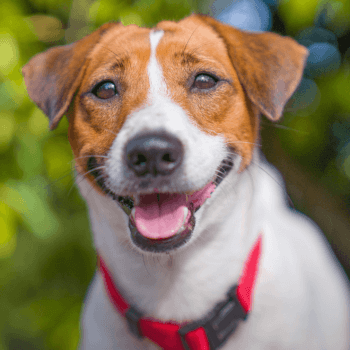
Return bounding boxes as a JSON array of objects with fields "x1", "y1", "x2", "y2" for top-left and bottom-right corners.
[{"x1": 0, "y1": 0, "x2": 349, "y2": 348}]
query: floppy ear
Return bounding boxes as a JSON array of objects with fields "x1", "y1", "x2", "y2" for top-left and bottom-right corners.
[
  {"x1": 196, "y1": 14, "x2": 309, "y2": 121},
  {"x1": 22, "y1": 22, "x2": 119, "y2": 130}
]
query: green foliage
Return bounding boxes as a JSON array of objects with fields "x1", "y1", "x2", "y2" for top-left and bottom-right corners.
[{"x1": 0, "y1": 0, "x2": 349, "y2": 349}]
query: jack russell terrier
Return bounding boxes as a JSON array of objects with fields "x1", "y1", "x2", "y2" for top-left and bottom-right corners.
[{"x1": 23, "y1": 14, "x2": 350, "y2": 350}]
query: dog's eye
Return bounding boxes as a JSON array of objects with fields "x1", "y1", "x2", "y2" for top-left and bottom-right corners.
[
  {"x1": 193, "y1": 74, "x2": 217, "y2": 90},
  {"x1": 93, "y1": 81, "x2": 117, "y2": 99}
]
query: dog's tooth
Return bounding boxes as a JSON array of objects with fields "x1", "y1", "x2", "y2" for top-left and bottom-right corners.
[
  {"x1": 131, "y1": 207, "x2": 136, "y2": 220},
  {"x1": 182, "y1": 207, "x2": 188, "y2": 225},
  {"x1": 133, "y1": 194, "x2": 140, "y2": 206}
]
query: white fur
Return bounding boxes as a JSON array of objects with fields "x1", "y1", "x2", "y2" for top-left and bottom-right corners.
[
  {"x1": 78, "y1": 31, "x2": 350, "y2": 349},
  {"x1": 105, "y1": 31, "x2": 227, "y2": 196},
  {"x1": 79, "y1": 154, "x2": 350, "y2": 349},
  {"x1": 148, "y1": 30, "x2": 168, "y2": 100}
]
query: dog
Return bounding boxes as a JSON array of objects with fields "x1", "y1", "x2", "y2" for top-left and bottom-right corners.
[{"x1": 22, "y1": 13, "x2": 350, "y2": 349}]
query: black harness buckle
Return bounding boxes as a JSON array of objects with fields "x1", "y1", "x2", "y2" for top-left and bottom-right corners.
[
  {"x1": 125, "y1": 306, "x2": 143, "y2": 339},
  {"x1": 179, "y1": 285, "x2": 247, "y2": 349}
]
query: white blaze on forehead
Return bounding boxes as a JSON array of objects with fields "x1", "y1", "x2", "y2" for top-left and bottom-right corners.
[
  {"x1": 105, "y1": 28, "x2": 227, "y2": 196},
  {"x1": 148, "y1": 30, "x2": 167, "y2": 100}
]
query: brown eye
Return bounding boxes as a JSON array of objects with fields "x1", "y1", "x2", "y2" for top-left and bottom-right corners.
[
  {"x1": 193, "y1": 74, "x2": 217, "y2": 90},
  {"x1": 93, "y1": 81, "x2": 117, "y2": 99}
]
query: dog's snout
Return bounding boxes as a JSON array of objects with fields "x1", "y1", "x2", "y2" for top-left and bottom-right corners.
[{"x1": 125, "y1": 133, "x2": 183, "y2": 177}]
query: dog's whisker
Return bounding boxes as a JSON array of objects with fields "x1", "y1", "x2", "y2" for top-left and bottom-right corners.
[
  {"x1": 74, "y1": 172, "x2": 98, "y2": 200},
  {"x1": 73, "y1": 155, "x2": 110, "y2": 163},
  {"x1": 84, "y1": 174, "x2": 106, "y2": 198},
  {"x1": 215, "y1": 169, "x2": 226, "y2": 175},
  {"x1": 44, "y1": 169, "x2": 75, "y2": 190},
  {"x1": 182, "y1": 25, "x2": 201, "y2": 56},
  {"x1": 72, "y1": 167, "x2": 108, "y2": 195},
  {"x1": 98, "y1": 44, "x2": 130, "y2": 61},
  {"x1": 184, "y1": 41, "x2": 217, "y2": 58},
  {"x1": 261, "y1": 121, "x2": 309, "y2": 134},
  {"x1": 79, "y1": 166, "x2": 107, "y2": 179},
  {"x1": 74, "y1": 170, "x2": 107, "y2": 197},
  {"x1": 69, "y1": 169, "x2": 100, "y2": 197}
]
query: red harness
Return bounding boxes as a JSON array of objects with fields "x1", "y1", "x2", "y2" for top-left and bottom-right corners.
[{"x1": 98, "y1": 234, "x2": 262, "y2": 349}]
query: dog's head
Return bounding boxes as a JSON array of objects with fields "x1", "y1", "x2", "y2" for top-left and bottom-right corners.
[{"x1": 22, "y1": 14, "x2": 308, "y2": 253}]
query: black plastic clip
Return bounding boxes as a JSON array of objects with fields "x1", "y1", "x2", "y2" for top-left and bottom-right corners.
[
  {"x1": 179, "y1": 319, "x2": 202, "y2": 350},
  {"x1": 204, "y1": 285, "x2": 247, "y2": 348},
  {"x1": 125, "y1": 306, "x2": 143, "y2": 339},
  {"x1": 178, "y1": 285, "x2": 247, "y2": 349}
]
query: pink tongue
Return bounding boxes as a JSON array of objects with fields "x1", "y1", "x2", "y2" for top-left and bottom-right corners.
[{"x1": 134, "y1": 182, "x2": 216, "y2": 239}]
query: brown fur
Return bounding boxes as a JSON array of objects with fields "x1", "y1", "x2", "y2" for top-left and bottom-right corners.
[{"x1": 22, "y1": 14, "x2": 308, "y2": 189}]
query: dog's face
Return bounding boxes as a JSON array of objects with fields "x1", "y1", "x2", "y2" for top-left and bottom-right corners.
[{"x1": 23, "y1": 14, "x2": 308, "y2": 253}]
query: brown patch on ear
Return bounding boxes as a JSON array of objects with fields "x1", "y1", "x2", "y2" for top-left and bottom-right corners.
[
  {"x1": 194, "y1": 14, "x2": 309, "y2": 121},
  {"x1": 22, "y1": 22, "x2": 119, "y2": 130}
]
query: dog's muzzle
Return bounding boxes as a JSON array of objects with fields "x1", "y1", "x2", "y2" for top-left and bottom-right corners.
[{"x1": 85, "y1": 133, "x2": 234, "y2": 253}]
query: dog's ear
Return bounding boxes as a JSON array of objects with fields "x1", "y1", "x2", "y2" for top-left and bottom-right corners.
[
  {"x1": 22, "y1": 22, "x2": 119, "y2": 130},
  {"x1": 195, "y1": 14, "x2": 309, "y2": 121}
]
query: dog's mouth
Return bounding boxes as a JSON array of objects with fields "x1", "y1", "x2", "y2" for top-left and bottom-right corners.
[{"x1": 86, "y1": 156, "x2": 234, "y2": 252}]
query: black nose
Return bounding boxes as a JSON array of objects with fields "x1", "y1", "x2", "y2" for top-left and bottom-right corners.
[{"x1": 125, "y1": 132, "x2": 183, "y2": 177}]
